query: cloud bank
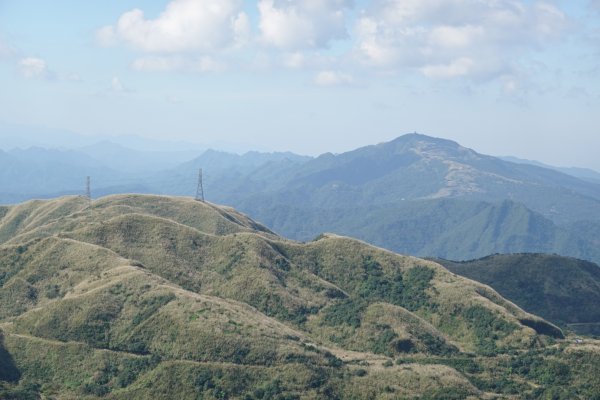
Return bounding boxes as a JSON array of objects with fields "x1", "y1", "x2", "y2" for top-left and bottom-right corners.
[
  {"x1": 355, "y1": 0, "x2": 566, "y2": 80},
  {"x1": 97, "y1": 0, "x2": 572, "y2": 86},
  {"x1": 97, "y1": 0, "x2": 248, "y2": 52},
  {"x1": 258, "y1": 0, "x2": 352, "y2": 49}
]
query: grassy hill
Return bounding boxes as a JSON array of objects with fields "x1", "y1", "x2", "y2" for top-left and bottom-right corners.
[
  {"x1": 0, "y1": 194, "x2": 598, "y2": 399},
  {"x1": 435, "y1": 254, "x2": 600, "y2": 337}
]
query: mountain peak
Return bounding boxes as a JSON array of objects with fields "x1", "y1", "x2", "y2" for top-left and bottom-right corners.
[
  {"x1": 370, "y1": 133, "x2": 481, "y2": 164},
  {"x1": 391, "y1": 132, "x2": 460, "y2": 145},
  {"x1": 388, "y1": 133, "x2": 465, "y2": 151}
]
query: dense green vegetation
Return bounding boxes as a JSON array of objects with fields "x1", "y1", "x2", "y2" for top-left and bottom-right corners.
[
  {"x1": 462, "y1": 305, "x2": 517, "y2": 355},
  {"x1": 397, "y1": 345, "x2": 600, "y2": 399},
  {"x1": 437, "y1": 253, "x2": 600, "y2": 336},
  {"x1": 0, "y1": 194, "x2": 598, "y2": 399},
  {"x1": 240, "y1": 199, "x2": 600, "y2": 265}
]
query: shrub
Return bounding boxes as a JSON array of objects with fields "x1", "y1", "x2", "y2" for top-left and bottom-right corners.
[
  {"x1": 321, "y1": 298, "x2": 366, "y2": 328},
  {"x1": 463, "y1": 305, "x2": 516, "y2": 355}
]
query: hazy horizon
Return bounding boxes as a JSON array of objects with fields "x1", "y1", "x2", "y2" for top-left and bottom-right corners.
[{"x1": 1, "y1": 0, "x2": 599, "y2": 169}]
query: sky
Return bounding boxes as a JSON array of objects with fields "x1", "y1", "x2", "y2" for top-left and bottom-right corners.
[{"x1": 0, "y1": 0, "x2": 599, "y2": 168}]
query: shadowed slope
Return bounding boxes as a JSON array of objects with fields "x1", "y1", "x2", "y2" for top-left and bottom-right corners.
[{"x1": 436, "y1": 253, "x2": 600, "y2": 336}]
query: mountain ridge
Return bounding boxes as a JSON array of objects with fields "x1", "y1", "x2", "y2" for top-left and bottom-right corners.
[
  {"x1": 3, "y1": 133, "x2": 600, "y2": 267},
  {"x1": 3, "y1": 194, "x2": 596, "y2": 399}
]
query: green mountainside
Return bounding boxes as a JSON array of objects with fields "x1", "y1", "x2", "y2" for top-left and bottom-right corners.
[
  {"x1": 435, "y1": 254, "x2": 600, "y2": 337},
  {"x1": 238, "y1": 199, "x2": 600, "y2": 264},
  {"x1": 156, "y1": 134, "x2": 600, "y2": 264},
  {"x1": 0, "y1": 195, "x2": 599, "y2": 399},
  {"x1": 218, "y1": 134, "x2": 600, "y2": 224}
]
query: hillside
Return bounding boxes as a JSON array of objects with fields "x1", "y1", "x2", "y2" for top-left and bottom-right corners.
[
  {"x1": 154, "y1": 134, "x2": 600, "y2": 264},
  {"x1": 4, "y1": 134, "x2": 600, "y2": 267},
  {"x1": 435, "y1": 254, "x2": 600, "y2": 337},
  {"x1": 152, "y1": 149, "x2": 312, "y2": 204},
  {"x1": 0, "y1": 195, "x2": 599, "y2": 399},
  {"x1": 239, "y1": 198, "x2": 600, "y2": 264},
  {"x1": 226, "y1": 134, "x2": 600, "y2": 224}
]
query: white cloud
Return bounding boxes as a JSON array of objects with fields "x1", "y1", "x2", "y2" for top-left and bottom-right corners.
[
  {"x1": 93, "y1": 0, "x2": 572, "y2": 87},
  {"x1": 232, "y1": 12, "x2": 251, "y2": 46},
  {"x1": 428, "y1": 25, "x2": 483, "y2": 49},
  {"x1": 280, "y1": 51, "x2": 337, "y2": 69},
  {"x1": 195, "y1": 56, "x2": 224, "y2": 72},
  {"x1": 314, "y1": 70, "x2": 353, "y2": 86},
  {"x1": 354, "y1": 0, "x2": 567, "y2": 81},
  {"x1": 283, "y1": 52, "x2": 306, "y2": 68},
  {"x1": 421, "y1": 57, "x2": 474, "y2": 79},
  {"x1": 18, "y1": 57, "x2": 48, "y2": 78},
  {"x1": 131, "y1": 55, "x2": 224, "y2": 72},
  {"x1": 111, "y1": 76, "x2": 126, "y2": 92},
  {"x1": 258, "y1": 0, "x2": 352, "y2": 50},
  {"x1": 532, "y1": 3, "x2": 568, "y2": 38},
  {"x1": 96, "y1": 26, "x2": 117, "y2": 48},
  {"x1": 98, "y1": 0, "x2": 248, "y2": 52},
  {"x1": 131, "y1": 56, "x2": 185, "y2": 71}
]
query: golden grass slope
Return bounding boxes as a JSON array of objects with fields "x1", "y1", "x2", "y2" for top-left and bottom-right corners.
[
  {"x1": 0, "y1": 194, "x2": 275, "y2": 246},
  {"x1": 0, "y1": 194, "x2": 585, "y2": 399}
]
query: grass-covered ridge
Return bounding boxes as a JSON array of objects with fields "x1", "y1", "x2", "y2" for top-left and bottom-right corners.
[{"x1": 0, "y1": 194, "x2": 597, "y2": 399}]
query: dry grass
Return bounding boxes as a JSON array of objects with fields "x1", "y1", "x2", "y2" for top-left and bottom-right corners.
[{"x1": 0, "y1": 194, "x2": 591, "y2": 399}]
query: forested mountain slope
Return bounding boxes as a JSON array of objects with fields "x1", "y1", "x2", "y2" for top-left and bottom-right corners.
[{"x1": 436, "y1": 254, "x2": 600, "y2": 337}]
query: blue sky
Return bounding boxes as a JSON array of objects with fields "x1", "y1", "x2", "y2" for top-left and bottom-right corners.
[{"x1": 0, "y1": 0, "x2": 599, "y2": 168}]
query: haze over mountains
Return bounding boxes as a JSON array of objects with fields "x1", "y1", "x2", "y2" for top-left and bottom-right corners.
[
  {"x1": 500, "y1": 156, "x2": 600, "y2": 184},
  {"x1": 2, "y1": 133, "x2": 600, "y2": 265}
]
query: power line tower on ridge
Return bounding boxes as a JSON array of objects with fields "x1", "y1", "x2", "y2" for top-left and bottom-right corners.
[
  {"x1": 85, "y1": 176, "x2": 92, "y2": 206},
  {"x1": 195, "y1": 168, "x2": 205, "y2": 202}
]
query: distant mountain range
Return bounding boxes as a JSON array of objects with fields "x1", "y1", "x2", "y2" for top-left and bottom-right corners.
[
  {"x1": 169, "y1": 134, "x2": 600, "y2": 263},
  {"x1": 2, "y1": 133, "x2": 600, "y2": 265},
  {"x1": 225, "y1": 134, "x2": 600, "y2": 224},
  {"x1": 2, "y1": 134, "x2": 599, "y2": 398},
  {"x1": 501, "y1": 155, "x2": 600, "y2": 184}
]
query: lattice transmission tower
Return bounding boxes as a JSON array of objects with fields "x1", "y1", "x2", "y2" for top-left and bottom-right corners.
[
  {"x1": 85, "y1": 176, "x2": 92, "y2": 206},
  {"x1": 195, "y1": 168, "x2": 205, "y2": 202}
]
